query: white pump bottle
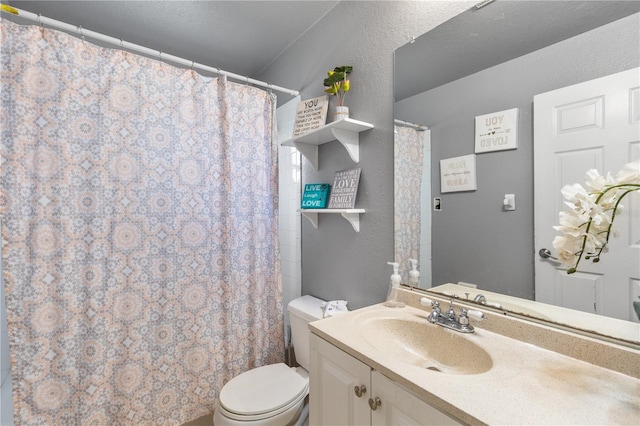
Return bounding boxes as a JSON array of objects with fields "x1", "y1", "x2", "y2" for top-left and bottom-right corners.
[
  {"x1": 384, "y1": 262, "x2": 405, "y2": 308},
  {"x1": 408, "y1": 259, "x2": 420, "y2": 287}
]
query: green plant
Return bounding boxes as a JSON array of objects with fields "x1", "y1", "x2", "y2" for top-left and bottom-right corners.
[{"x1": 323, "y1": 65, "x2": 352, "y2": 106}]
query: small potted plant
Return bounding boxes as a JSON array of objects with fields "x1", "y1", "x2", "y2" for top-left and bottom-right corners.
[{"x1": 323, "y1": 65, "x2": 352, "y2": 120}]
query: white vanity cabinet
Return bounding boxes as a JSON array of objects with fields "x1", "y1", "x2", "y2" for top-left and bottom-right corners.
[
  {"x1": 370, "y1": 371, "x2": 460, "y2": 426},
  {"x1": 310, "y1": 333, "x2": 370, "y2": 425},
  {"x1": 310, "y1": 334, "x2": 461, "y2": 426}
]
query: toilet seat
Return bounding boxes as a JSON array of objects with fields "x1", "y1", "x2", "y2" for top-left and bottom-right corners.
[{"x1": 218, "y1": 363, "x2": 308, "y2": 422}]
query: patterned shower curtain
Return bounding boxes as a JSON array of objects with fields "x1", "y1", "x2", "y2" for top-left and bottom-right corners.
[
  {"x1": 1, "y1": 20, "x2": 283, "y2": 425},
  {"x1": 394, "y1": 126, "x2": 425, "y2": 284}
]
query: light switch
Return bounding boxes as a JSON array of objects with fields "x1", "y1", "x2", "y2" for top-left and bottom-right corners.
[{"x1": 503, "y1": 194, "x2": 515, "y2": 211}]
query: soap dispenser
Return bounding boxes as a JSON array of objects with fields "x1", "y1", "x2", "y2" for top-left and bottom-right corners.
[
  {"x1": 384, "y1": 262, "x2": 405, "y2": 308},
  {"x1": 408, "y1": 259, "x2": 420, "y2": 287}
]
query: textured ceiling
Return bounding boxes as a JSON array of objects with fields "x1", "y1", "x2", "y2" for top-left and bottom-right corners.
[
  {"x1": 5, "y1": 1, "x2": 339, "y2": 79},
  {"x1": 7, "y1": 1, "x2": 639, "y2": 102}
]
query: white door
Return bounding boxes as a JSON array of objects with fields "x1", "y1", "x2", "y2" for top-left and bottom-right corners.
[
  {"x1": 309, "y1": 334, "x2": 371, "y2": 426},
  {"x1": 370, "y1": 371, "x2": 461, "y2": 426},
  {"x1": 534, "y1": 67, "x2": 640, "y2": 322}
]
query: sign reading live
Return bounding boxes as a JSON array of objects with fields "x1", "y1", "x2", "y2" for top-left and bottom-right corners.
[
  {"x1": 293, "y1": 96, "x2": 329, "y2": 137},
  {"x1": 301, "y1": 183, "x2": 331, "y2": 209}
]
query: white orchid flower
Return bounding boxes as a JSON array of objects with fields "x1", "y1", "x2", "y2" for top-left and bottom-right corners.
[
  {"x1": 586, "y1": 199, "x2": 613, "y2": 228},
  {"x1": 561, "y1": 183, "x2": 599, "y2": 216},
  {"x1": 552, "y1": 235, "x2": 581, "y2": 265},
  {"x1": 614, "y1": 159, "x2": 640, "y2": 185},
  {"x1": 553, "y1": 210, "x2": 586, "y2": 237},
  {"x1": 584, "y1": 168, "x2": 614, "y2": 192},
  {"x1": 553, "y1": 160, "x2": 640, "y2": 274},
  {"x1": 561, "y1": 183, "x2": 588, "y2": 203}
]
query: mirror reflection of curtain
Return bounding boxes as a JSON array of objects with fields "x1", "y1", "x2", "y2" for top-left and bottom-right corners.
[
  {"x1": 0, "y1": 20, "x2": 282, "y2": 424},
  {"x1": 394, "y1": 126, "x2": 426, "y2": 283}
]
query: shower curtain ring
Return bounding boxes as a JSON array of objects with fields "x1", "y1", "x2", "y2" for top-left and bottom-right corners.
[
  {"x1": 37, "y1": 13, "x2": 43, "y2": 29},
  {"x1": 78, "y1": 25, "x2": 85, "y2": 41},
  {"x1": 119, "y1": 39, "x2": 124, "y2": 52},
  {"x1": 191, "y1": 60, "x2": 195, "y2": 70}
]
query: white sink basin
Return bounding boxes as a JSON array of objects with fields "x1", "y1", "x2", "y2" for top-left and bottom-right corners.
[{"x1": 358, "y1": 314, "x2": 493, "y2": 375}]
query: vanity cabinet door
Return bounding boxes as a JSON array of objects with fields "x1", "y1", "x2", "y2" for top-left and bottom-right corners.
[
  {"x1": 370, "y1": 371, "x2": 462, "y2": 426},
  {"x1": 310, "y1": 334, "x2": 371, "y2": 426}
]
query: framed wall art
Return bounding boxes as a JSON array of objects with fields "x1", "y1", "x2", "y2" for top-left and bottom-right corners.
[{"x1": 440, "y1": 154, "x2": 477, "y2": 193}]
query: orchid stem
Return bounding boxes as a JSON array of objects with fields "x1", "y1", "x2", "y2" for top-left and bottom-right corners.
[{"x1": 569, "y1": 183, "x2": 640, "y2": 273}]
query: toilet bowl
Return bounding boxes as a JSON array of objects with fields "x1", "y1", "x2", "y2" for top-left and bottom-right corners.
[
  {"x1": 213, "y1": 364, "x2": 308, "y2": 425},
  {"x1": 213, "y1": 295, "x2": 325, "y2": 425}
]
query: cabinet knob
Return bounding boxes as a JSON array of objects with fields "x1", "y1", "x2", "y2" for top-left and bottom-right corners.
[
  {"x1": 354, "y1": 384, "x2": 367, "y2": 398},
  {"x1": 368, "y1": 397, "x2": 382, "y2": 410}
]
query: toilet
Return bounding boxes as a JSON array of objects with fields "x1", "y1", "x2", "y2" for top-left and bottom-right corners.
[{"x1": 213, "y1": 295, "x2": 325, "y2": 425}]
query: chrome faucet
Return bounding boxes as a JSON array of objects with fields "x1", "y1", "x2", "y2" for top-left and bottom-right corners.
[
  {"x1": 472, "y1": 293, "x2": 503, "y2": 309},
  {"x1": 421, "y1": 298, "x2": 485, "y2": 334},
  {"x1": 473, "y1": 294, "x2": 487, "y2": 303}
]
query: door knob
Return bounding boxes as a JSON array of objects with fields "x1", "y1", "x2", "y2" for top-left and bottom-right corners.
[
  {"x1": 539, "y1": 248, "x2": 559, "y2": 261},
  {"x1": 354, "y1": 384, "x2": 366, "y2": 398},
  {"x1": 368, "y1": 397, "x2": 382, "y2": 410}
]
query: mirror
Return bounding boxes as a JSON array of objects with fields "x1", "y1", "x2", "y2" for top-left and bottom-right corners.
[{"x1": 394, "y1": 0, "x2": 640, "y2": 344}]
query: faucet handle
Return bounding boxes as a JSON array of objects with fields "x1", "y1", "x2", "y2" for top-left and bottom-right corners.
[
  {"x1": 420, "y1": 297, "x2": 437, "y2": 308},
  {"x1": 466, "y1": 309, "x2": 486, "y2": 321},
  {"x1": 458, "y1": 308, "x2": 470, "y2": 326},
  {"x1": 447, "y1": 298, "x2": 456, "y2": 318},
  {"x1": 420, "y1": 297, "x2": 440, "y2": 316}
]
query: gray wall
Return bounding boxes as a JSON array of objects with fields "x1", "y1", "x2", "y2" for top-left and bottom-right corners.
[
  {"x1": 258, "y1": 1, "x2": 473, "y2": 309},
  {"x1": 395, "y1": 14, "x2": 640, "y2": 299}
]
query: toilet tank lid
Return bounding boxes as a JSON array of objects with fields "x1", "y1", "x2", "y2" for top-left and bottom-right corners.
[{"x1": 287, "y1": 295, "x2": 325, "y2": 322}]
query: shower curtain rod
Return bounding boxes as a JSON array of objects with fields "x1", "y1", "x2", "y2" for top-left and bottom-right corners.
[
  {"x1": 394, "y1": 119, "x2": 428, "y2": 131},
  {"x1": 0, "y1": 4, "x2": 300, "y2": 97}
]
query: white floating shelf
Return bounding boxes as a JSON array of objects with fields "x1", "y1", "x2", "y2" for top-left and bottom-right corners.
[
  {"x1": 282, "y1": 118, "x2": 373, "y2": 170},
  {"x1": 299, "y1": 209, "x2": 366, "y2": 232}
]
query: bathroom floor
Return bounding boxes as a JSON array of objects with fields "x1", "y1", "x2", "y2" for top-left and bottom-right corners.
[{"x1": 182, "y1": 413, "x2": 213, "y2": 426}]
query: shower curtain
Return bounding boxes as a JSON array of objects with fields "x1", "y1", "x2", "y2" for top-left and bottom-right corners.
[
  {"x1": 1, "y1": 20, "x2": 283, "y2": 425},
  {"x1": 394, "y1": 126, "x2": 425, "y2": 284}
]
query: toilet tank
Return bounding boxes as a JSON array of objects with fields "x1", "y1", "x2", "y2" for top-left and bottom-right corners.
[{"x1": 287, "y1": 295, "x2": 325, "y2": 371}]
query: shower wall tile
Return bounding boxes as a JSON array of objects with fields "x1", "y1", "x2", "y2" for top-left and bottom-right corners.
[
  {"x1": 279, "y1": 146, "x2": 302, "y2": 346},
  {"x1": 277, "y1": 99, "x2": 302, "y2": 346}
]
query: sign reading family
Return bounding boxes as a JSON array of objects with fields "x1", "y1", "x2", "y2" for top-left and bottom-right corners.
[
  {"x1": 293, "y1": 95, "x2": 329, "y2": 137},
  {"x1": 474, "y1": 107, "x2": 518, "y2": 153},
  {"x1": 327, "y1": 168, "x2": 361, "y2": 209},
  {"x1": 440, "y1": 154, "x2": 477, "y2": 193}
]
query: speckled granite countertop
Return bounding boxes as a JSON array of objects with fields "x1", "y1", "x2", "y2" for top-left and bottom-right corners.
[{"x1": 310, "y1": 302, "x2": 640, "y2": 425}]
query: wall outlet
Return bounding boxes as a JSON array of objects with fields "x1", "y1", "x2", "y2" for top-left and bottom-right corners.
[{"x1": 434, "y1": 197, "x2": 442, "y2": 211}]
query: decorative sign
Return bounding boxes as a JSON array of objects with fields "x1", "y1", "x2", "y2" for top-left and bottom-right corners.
[
  {"x1": 293, "y1": 95, "x2": 329, "y2": 136},
  {"x1": 474, "y1": 107, "x2": 518, "y2": 153},
  {"x1": 440, "y1": 154, "x2": 477, "y2": 193},
  {"x1": 301, "y1": 183, "x2": 331, "y2": 209},
  {"x1": 328, "y1": 168, "x2": 361, "y2": 209}
]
